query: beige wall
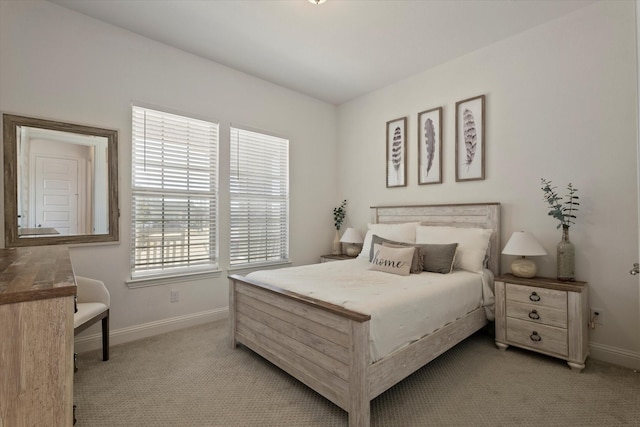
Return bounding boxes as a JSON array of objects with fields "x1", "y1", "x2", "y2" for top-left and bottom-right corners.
[
  {"x1": 0, "y1": 1, "x2": 338, "y2": 344},
  {"x1": 337, "y1": 1, "x2": 639, "y2": 368}
]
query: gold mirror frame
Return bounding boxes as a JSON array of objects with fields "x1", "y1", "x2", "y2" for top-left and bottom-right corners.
[{"x1": 3, "y1": 114, "x2": 119, "y2": 247}]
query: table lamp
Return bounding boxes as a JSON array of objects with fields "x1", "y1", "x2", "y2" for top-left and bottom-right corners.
[
  {"x1": 502, "y1": 231, "x2": 547, "y2": 278},
  {"x1": 340, "y1": 228, "x2": 364, "y2": 257}
]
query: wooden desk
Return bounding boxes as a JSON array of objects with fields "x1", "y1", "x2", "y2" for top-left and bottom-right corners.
[{"x1": 0, "y1": 246, "x2": 76, "y2": 426}]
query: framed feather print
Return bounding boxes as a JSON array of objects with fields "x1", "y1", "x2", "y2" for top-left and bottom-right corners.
[
  {"x1": 386, "y1": 117, "x2": 407, "y2": 188},
  {"x1": 455, "y1": 94, "x2": 485, "y2": 181},
  {"x1": 418, "y1": 107, "x2": 443, "y2": 185}
]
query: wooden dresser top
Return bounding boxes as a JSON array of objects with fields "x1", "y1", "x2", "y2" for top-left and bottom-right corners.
[{"x1": 0, "y1": 246, "x2": 76, "y2": 305}]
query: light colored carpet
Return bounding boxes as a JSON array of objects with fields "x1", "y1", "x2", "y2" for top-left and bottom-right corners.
[{"x1": 74, "y1": 320, "x2": 640, "y2": 426}]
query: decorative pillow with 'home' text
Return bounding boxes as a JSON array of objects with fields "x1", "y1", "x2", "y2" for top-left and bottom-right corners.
[{"x1": 368, "y1": 243, "x2": 414, "y2": 276}]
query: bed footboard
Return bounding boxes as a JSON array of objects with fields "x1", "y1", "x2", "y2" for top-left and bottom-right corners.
[{"x1": 229, "y1": 275, "x2": 372, "y2": 427}]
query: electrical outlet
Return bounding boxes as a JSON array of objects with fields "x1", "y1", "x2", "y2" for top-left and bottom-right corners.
[
  {"x1": 170, "y1": 290, "x2": 180, "y2": 303},
  {"x1": 590, "y1": 308, "x2": 603, "y2": 326}
]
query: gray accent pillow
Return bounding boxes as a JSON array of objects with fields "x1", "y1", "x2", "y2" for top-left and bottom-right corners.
[
  {"x1": 370, "y1": 234, "x2": 423, "y2": 274},
  {"x1": 417, "y1": 243, "x2": 458, "y2": 274}
]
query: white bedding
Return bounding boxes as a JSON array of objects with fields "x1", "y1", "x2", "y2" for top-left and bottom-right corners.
[{"x1": 247, "y1": 258, "x2": 494, "y2": 362}]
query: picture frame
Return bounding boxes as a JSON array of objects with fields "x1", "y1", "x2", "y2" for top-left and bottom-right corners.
[
  {"x1": 386, "y1": 116, "x2": 407, "y2": 188},
  {"x1": 417, "y1": 106, "x2": 443, "y2": 185},
  {"x1": 455, "y1": 94, "x2": 485, "y2": 181}
]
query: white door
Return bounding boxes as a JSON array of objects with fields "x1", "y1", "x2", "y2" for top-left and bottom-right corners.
[
  {"x1": 34, "y1": 156, "x2": 79, "y2": 235},
  {"x1": 636, "y1": 0, "x2": 640, "y2": 279},
  {"x1": 635, "y1": 0, "x2": 640, "y2": 346}
]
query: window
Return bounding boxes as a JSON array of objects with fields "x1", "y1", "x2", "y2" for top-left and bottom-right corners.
[
  {"x1": 131, "y1": 106, "x2": 218, "y2": 278},
  {"x1": 230, "y1": 126, "x2": 289, "y2": 268}
]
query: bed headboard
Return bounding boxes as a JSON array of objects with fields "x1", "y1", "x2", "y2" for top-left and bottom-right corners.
[{"x1": 371, "y1": 203, "x2": 501, "y2": 276}]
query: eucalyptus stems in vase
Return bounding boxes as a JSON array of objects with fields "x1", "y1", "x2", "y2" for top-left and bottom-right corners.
[
  {"x1": 332, "y1": 200, "x2": 347, "y2": 255},
  {"x1": 541, "y1": 178, "x2": 580, "y2": 281}
]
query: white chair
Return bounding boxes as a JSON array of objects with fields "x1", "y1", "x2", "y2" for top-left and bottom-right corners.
[{"x1": 74, "y1": 276, "x2": 110, "y2": 361}]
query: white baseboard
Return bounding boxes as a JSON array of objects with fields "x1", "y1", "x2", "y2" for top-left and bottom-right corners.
[
  {"x1": 589, "y1": 342, "x2": 640, "y2": 370},
  {"x1": 74, "y1": 307, "x2": 228, "y2": 354}
]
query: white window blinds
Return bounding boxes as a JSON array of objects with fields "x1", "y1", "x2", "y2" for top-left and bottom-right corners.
[
  {"x1": 230, "y1": 127, "x2": 289, "y2": 267},
  {"x1": 131, "y1": 106, "x2": 218, "y2": 278}
]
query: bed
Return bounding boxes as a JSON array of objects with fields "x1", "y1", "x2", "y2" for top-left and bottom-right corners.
[{"x1": 228, "y1": 203, "x2": 500, "y2": 427}]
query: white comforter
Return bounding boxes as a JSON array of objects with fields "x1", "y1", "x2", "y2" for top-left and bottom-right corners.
[{"x1": 247, "y1": 258, "x2": 494, "y2": 362}]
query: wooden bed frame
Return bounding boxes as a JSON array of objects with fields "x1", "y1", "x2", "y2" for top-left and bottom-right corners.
[{"x1": 229, "y1": 203, "x2": 500, "y2": 427}]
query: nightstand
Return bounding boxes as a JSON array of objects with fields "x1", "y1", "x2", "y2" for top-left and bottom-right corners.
[
  {"x1": 494, "y1": 274, "x2": 589, "y2": 372},
  {"x1": 320, "y1": 254, "x2": 356, "y2": 263}
]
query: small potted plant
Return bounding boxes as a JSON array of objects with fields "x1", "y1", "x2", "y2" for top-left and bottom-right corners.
[{"x1": 332, "y1": 200, "x2": 347, "y2": 255}]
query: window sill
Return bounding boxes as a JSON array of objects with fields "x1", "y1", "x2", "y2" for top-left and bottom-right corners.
[
  {"x1": 227, "y1": 260, "x2": 291, "y2": 276},
  {"x1": 126, "y1": 268, "x2": 223, "y2": 289}
]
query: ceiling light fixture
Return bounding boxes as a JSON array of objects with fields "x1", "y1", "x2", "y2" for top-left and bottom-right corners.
[{"x1": 309, "y1": 0, "x2": 327, "y2": 5}]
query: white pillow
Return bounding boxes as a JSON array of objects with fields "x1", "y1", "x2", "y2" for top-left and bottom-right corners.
[
  {"x1": 368, "y1": 243, "x2": 414, "y2": 276},
  {"x1": 415, "y1": 225, "x2": 492, "y2": 272},
  {"x1": 357, "y1": 222, "x2": 420, "y2": 259}
]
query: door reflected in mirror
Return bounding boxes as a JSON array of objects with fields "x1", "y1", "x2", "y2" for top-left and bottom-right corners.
[{"x1": 3, "y1": 114, "x2": 119, "y2": 247}]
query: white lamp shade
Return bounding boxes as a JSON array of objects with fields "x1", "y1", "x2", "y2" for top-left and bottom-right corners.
[
  {"x1": 502, "y1": 231, "x2": 547, "y2": 256},
  {"x1": 340, "y1": 228, "x2": 363, "y2": 244}
]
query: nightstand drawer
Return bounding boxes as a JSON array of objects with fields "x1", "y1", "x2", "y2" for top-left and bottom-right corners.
[
  {"x1": 506, "y1": 301, "x2": 567, "y2": 328},
  {"x1": 506, "y1": 318, "x2": 568, "y2": 356},
  {"x1": 506, "y1": 283, "x2": 566, "y2": 310}
]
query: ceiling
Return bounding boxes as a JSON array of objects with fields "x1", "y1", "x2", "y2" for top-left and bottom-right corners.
[{"x1": 49, "y1": 0, "x2": 598, "y2": 105}]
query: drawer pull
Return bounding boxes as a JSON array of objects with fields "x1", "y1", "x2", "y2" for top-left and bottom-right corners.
[
  {"x1": 530, "y1": 331, "x2": 542, "y2": 342},
  {"x1": 529, "y1": 292, "x2": 541, "y2": 302},
  {"x1": 528, "y1": 310, "x2": 540, "y2": 320}
]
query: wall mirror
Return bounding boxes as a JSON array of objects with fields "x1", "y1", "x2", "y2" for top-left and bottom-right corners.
[{"x1": 3, "y1": 114, "x2": 119, "y2": 247}]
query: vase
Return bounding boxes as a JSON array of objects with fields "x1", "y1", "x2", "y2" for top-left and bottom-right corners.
[
  {"x1": 557, "y1": 225, "x2": 575, "y2": 281},
  {"x1": 332, "y1": 230, "x2": 342, "y2": 255}
]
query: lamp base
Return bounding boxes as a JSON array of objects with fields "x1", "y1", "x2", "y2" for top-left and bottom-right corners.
[
  {"x1": 345, "y1": 244, "x2": 361, "y2": 257},
  {"x1": 510, "y1": 257, "x2": 537, "y2": 278}
]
